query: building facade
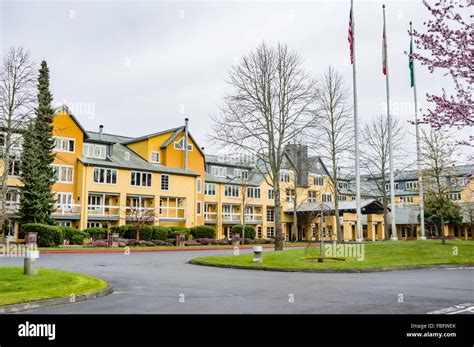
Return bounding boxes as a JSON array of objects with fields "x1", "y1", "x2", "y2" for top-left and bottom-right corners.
[{"x1": 1, "y1": 106, "x2": 473, "y2": 241}]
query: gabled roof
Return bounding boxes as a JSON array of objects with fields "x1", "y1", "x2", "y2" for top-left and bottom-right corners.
[
  {"x1": 287, "y1": 199, "x2": 386, "y2": 215},
  {"x1": 56, "y1": 105, "x2": 89, "y2": 139},
  {"x1": 121, "y1": 127, "x2": 182, "y2": 145},
  {"x1": 160, "y1": 127, "x2": 205, "y2": 157}
]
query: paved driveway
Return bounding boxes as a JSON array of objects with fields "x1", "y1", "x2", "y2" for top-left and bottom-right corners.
[{"x1": 1, "y1": 249, "x2": 473, "y2": 314}]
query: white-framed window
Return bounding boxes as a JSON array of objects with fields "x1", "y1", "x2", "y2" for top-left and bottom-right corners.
[
  {"x1": 247, "y1": 187, "x2": 260, "y2": 199},
  {"x1": 58, "y1": 221, "x2": 72, "y2": 227},
  {"x1": 88, "y1": 194, "x2": 102, "y2": 208},
  {"x1": 286, "y1": 188, "x2": 295, "y2": 202},
  {"x1": 338, "y1": 181, "x2": 349, "y2": 189},
  {"x1": 234, "y1": 168, "x2": 249, "y2": 179},
  {"x1": 450, "y1": 177, "x2": 468, "y2": 187},
  {"x1": 151, "y1": 151, "x2": 160, "y2": 163},
  {"x1": 53, "y1": 136, "x2": 75, "y2": 153},
  {"x1": 197, "y1": 201, "x2": 202, "y2": 215},
  {"x1": 174, "y1": 137, "x2": 193, "y2": 151},
  {"x1": 266, "y1": 226, "x2": 275, "y2": 238},
  {"x1": 399, "y1": 196, "x2": 414, "y2": 204},
  {"x1": 5, "y1": 189, "x2": 20, "y2": 205},
  {"x1": 314, "y1": 175, "x2": 324, "y2": 186},
  {"x1": 338, "y1": 195, "x2": 347, "y2": 201},
  {"x1": 131, "y1": 171, "x2": 152, "y2": 187},
  {"x1": 385, "y1": 182, "x2": 400, "y2": 191},
  {"x1": 280, "y1": 171, "x2": 290, "y2": 183},
  {"x1": 266, "y1": 208, "x2": 275, "y2": 222},
  {"x1": 197, "y1": 178, "x2": 202, "y2": 193},
  {"x1": 161, "y1": 174, "x2": 169, "y2": 191},
  {"x1": 211, "y1": 166, "x2": 226, "y2": 177},
  {"x1": 322, "y1": 193, "x2": 332, "y2": 202},
  {"x1": 159, "y1": 197, "x2": 186, "y2": 219},
  {"x1": 268, "y1": 188, "x2": 274, "y2": 200},
  {"x1": 93, "y1": 167, "x2": 117, "y2": 184},
  {"x1": 52, "y1": 164, "x2": 74, "y2": 183},
  {"x1": 308, "y1": 190, "x2": 317, "y2": 203},
  {"x1": 87, "y1": 222, "x2": 102, "y2": 228},
  {"x1": 56, "y1": 192, "x2": 73, "y2": 205},
  {"x1": 83, "y1": 143, "x2": 106, "y2": 159},
  {"x1": 405, "y1": 181, "x2": 419, "y2": 190},
  {"x1": 205, "y1": 183, "x2": 216, "y2": 196},
  {"x1": 7, "y1": 159, "x2": 21, "y2": 176},
  {"x1": 448, "y1": 192, "x2": 461, "y2": 201},
  {"x1": 257, "y1": 226, "x2": 262, "y2": 239},
  {"x1": 224, "y1": 185, "x2": 240, "y2": 198}
]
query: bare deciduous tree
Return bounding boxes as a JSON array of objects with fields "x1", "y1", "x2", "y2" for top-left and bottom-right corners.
[
  {"x1": 210, "y1": 42, "x2": 319, "y2": 251},
  {"x1": 420, "y1": 129, "x2": 458, "y2": 244},
  {"x1": 361, "y1": 115, "x2": 405, "y2": 240},
  {"x1": 0, "y1": 47, "x2": 35, "y2": 240},
  {"x1": 311, "y1": 66, "x2": 353, "y2": 242}
]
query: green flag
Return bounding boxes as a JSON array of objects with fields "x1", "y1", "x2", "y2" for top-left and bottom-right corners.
[{"x1": 409, "y1": 38, "x2": 414, "y2": 88}]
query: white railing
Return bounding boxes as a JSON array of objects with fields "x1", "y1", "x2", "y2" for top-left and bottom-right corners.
[
  {"x1": 53, "y1": 203, "x2": 81, "y2": 215},
  {"x1": 204, "y1": 212, "x2": 218, "y2": 221},
  {"x1": 244, "y1": 213, "x2": 263, "y2": 222},
  {"x1": 5, "y1": 201, "x2": 20, "y2": 211},
  {"x1": 160, "y1": 206, "x2": 185, "y2": 219},
  {"x1": 222, "y1": 212, "x2": 241, "y2": 221},
  {"x1": 88, "y1": 205, "x2": 120, "y2": 216}
]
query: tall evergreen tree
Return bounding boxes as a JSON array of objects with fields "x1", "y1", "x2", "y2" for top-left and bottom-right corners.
[{"x1": 19, "y1": 61, "x2": 56, "y2": 224}]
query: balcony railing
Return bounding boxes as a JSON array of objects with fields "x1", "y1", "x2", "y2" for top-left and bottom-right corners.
[
  {"x1": 222, "y1": 212, "x2": 241, "y2": 222},
  {"x1": 53, "y1": 203, "x2": 81, "y2": 215},
  {"x1": 88, "y1": 205, "x2": 120, "y2": 217},
  {"x1": 244, "y1": 213, "x2": 263, "y2": 222},
  {"x1": 159, "y1": 206, "x2": 185, "y2": 219},
  {"x1": 5, "y1": 201, "x2": 20, "y2": 212},
  {"x1": 204, "y1": 212, "x2": 218, "y2": 221}
]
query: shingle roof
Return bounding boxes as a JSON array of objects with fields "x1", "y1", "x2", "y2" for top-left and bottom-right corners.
[{"x1": 80, "y1": 132, "x2": 199, "y2": 176}]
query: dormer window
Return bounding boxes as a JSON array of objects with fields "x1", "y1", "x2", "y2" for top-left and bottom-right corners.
[
  {"x1": 151, "y1": 151, "x2": 160, "y2": 163},
  {"x1": 234, "y1": 168, "x2": 248, "y2": 179},
  {"x1": 83, "y1": 143, "x2": 106, "y2": 159},
  {"x1": 174, "y1": 137, "x2": 193, "y2": 151}
]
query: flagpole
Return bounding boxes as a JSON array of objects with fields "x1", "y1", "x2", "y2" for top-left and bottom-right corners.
[
  {"x1": 351, "y1": 0, "x2": 363, "y2": 243},
  {"x1": 383, "y1": 4, "x2": 398, "y2": 241},
  {"x1": 410, "y1": 21, "x2": 426, "y2": 240}
]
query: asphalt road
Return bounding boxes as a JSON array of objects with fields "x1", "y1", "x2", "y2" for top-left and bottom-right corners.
[{"x1": 1, "y1": 248, "x2": 473, "y2": 314}]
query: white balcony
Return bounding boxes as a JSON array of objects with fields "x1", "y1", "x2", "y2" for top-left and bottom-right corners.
[
  {"x1": 53, "y1": 203, "x2": 81, "y2": 215},
  {"x1": 222, "y1": 212, "x2": 241, "y2": 222},
  {"x1": 88, "y1": 205, "x2": 120, "y2": 217},
  {"x1": 159, "y1": 206, "x2": 185, "y2": 220},
  {"x1": 5, "y1": 201, "x2": 19, "y2": 212}
]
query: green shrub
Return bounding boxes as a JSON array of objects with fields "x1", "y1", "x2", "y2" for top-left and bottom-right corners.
[
  {"x1": 69, "y1": 230, "x2": 89, "y2": 245},
  {"x1": 21, "y1": 223, "x2": 63, "y2": 247},
  {"x1": 231, "y1": 225, "x2": 256, "y2": 239},
  {"x1": 84, "y1": 227, "x2": 108, "y2": 240},
  {"x1": 58, "y1": 226, "x2": 78, "y2": 241},
  {"x1": 152, "y1": 226, "x2": 171, "y2": 241},
  {"x1": 189, "y1": 226, "x2": 215, "y2": 239},
  {"x1": 139, "y1": 226, "x2": 153, "y2": 241},
  {"x1": 110, "y1": 225, "x2": 137, "y2": 239}
]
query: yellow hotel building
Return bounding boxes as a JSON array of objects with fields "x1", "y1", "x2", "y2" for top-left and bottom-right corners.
[{"x1": 1, "y1": 106, "x2": 473, "y2": 241}]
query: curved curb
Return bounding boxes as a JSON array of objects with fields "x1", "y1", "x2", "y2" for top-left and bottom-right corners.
[
  {"x1": 189, "y1": 260, "x2": 474, "y2": 273},
  {"x1": 0, "y1": 286, "x2": 113, "y2": 314}
]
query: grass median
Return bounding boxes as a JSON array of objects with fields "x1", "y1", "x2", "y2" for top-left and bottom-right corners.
[
  {"x1": 191, "y1": 240, "x2": 474, "y2": 271},
  {"x1": 0, "y1": 267, "x2": 108, "y2": 306}
]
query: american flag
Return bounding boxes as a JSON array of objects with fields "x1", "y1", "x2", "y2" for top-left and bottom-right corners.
[{"x1": 348, "y1": 7, "x2": 353, "y2": 64}]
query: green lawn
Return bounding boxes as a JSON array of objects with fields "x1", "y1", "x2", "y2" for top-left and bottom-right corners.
[
  {"x1": 0, "y1": 267, "x2": 108, "y2": 306},
  {"x1": 191, "y1": 240, "x2": 474, "y2": 271}
]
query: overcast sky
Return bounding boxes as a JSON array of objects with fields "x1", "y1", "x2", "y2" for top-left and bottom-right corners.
[{"x1": 1, "y1": 0, "x2": 471, "y2": 164}]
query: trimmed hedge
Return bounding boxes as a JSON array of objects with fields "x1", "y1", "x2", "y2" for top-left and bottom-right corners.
[
  {"x1": 21, "y1": 223, "x2": 63, "y2": 247},
  {"x1": 231, "y1": 225, "x2": 256, "y2": 239},
  {"x1": 84, "y1": 227, "x2": 108, "y2": 240},
  {"x1": 189, "y1": 226, "x2": 215, "y2": 239},
  {"x1": 152, "y1": 227, "x2": 169, "y2": 241},
  {"x1": 59, "y1": 226, "x2": 88, "y2": 245}
]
